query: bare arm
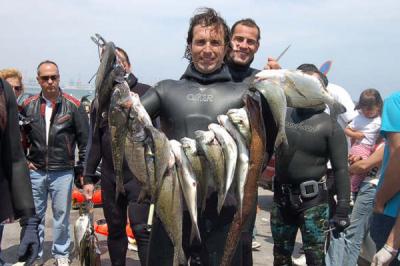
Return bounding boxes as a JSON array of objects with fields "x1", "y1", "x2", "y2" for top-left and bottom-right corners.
[
  {"x1": 349, "y1": 144, "x2": 384, "y2": 174},
  {"x1": 374, "y1": 132, "x2": 400, "y2": 213},
  {"x1": 344, "y1": 126, "x2": 365, "y2": 140}
]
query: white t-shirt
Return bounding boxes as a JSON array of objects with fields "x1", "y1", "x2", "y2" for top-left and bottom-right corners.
[
  {"x1": 325, "y1": 83, "x2": 358, "y2": 129},
  {"x1": 348, "y1": 112, "x2": 381, "y2": 146},
  {"x1": 43, "y1": 97, "x2": 53, "y2": 145}
]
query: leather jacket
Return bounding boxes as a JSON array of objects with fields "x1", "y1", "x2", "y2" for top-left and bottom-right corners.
[{"x1": 20, "y1": 90, "x2": 89, "y2": 175}]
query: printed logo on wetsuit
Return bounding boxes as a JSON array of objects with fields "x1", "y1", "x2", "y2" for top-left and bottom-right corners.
[
  {"x1": 186, "y1": 90, "x2": 214, "y2": 102},
  {"x1": 285, "y1": 121, "x2": 317, "y2": 133}
]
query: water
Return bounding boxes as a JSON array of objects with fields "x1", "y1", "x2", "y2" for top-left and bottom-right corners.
[{"x1": 25, "y1": 87, "x2": 94, "y2": 101}]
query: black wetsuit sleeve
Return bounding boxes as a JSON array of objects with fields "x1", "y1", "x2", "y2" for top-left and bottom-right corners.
[
  {"x1": 3, "y1": 80, "x2": 35, "y2": 219},
  {"x1": 328, "y1": 120, "x2": 350, "y2": 208},
  {"x1": 259, "y1": 92, "x2": 278, "y2": 163},
  {"x1": 140, "y1": 85, "x2": 162, "y2": 119},
  {"x1": 73, "y1": 103, "x2": 89, "y2": 176},
  {"x1": 83, "y1": 102, "x2": 102, "y2": 184}
]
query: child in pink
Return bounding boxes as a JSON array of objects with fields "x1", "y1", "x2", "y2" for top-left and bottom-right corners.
[{"x1": 344, "y1": 89, "x2": 382, "y2": 200}]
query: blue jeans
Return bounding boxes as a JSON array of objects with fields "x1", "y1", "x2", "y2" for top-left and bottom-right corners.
[
  {"x1": 326, "y1": 182, "x2": 376, "y2": 266},
  {"x1": 371, "y1": 213, "x2": 400, "y2": 266},
  {"x1": 30, "y1": 169, "x2": 73, "y2": 259}
]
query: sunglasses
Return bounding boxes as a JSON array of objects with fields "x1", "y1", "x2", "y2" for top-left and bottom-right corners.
[
  {"x1": 13, "y1": 86, "x2": 23, "y2": 92},
  {"x1": 39, "y1": 75, "x2": 59, "y2": 81}
]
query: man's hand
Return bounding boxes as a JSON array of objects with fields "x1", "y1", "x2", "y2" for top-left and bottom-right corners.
[
  {"x1": 27, "y1": 161, "x2": 37, "y2": 170},
  {"x1": 18, "y1": 217, "x2": 40, "y2": 265},
  {"x1": 263, "y1": 57, "x2": 281, "y2": 70},
  {"x1": 371, "y1": 244, "x2": 398, "y2": 266},
  {"x1": 83, "y1": 183, "x2": 95, "y2": 200},
  {"x1": 331, "y1": 205, "x2": 350, "y2": 233}
]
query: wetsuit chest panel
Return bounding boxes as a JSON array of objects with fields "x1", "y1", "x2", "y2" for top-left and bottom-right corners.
[
  {"x1": 276, "y1": 108, "x2": 332, "y2": 184},
  {"x1": 157, "y1": 80, "x2": 246, "y2": 139}
]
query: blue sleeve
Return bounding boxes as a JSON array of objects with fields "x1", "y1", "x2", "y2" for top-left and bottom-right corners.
[{"x1": 380, "y1": 92, "x2": 400, "y2": 137}]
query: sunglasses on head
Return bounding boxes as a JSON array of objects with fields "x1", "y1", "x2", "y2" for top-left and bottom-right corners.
[
  {"x1": 13, "y1": 86, "x2": 23, "y2": 92},
  {"x1": 39, "y1": 75, "x2": 59, "y2": 81}
]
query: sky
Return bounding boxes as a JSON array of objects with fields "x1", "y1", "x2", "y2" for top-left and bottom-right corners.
[{"x1": 1, "y1": 0, "x2": 399, "y2": 100}]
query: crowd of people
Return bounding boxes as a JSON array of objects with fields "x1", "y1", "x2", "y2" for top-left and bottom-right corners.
[{"x1": 0, "y1": 7, "x2": 399, "y2": 266}]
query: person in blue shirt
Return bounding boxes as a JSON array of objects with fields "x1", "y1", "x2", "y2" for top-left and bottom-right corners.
[{"x1": 370, "y1": 91, "x2": 400, "y2": 266}]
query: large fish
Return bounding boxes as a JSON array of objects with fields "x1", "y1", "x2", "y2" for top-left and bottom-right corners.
[
  {"x1": 252, "y1": 78, "x2": 288, "y2": 148},
  {"x1": 226, "y1": 108, "x2": 251, "y2": 146},
  {"x1": 181, "y1": 137, "x2": 209, "y2": 213},
  {"x1": 155, "y1": 164, "x2": 186, "y2": 266},
  {"x1": 170, "y1": 140, "x2": 201, "y2": 243},
  {"x1": 93, "y1": 41, "x2": 116, "y2": 131},
  {"x1": 221, "y1": 93, "x2": 267, "y2": 266},
  {"x1": 194, "y1": 130, "x2": 225, "y2": 213},
  {"x1": 255, "y1": 69, "x2": 346, "y2": 114},
  {"x1": 74, "y1": 204, "x2": 90, "y2": 259},
  {"x1": 109, "y1": 81, "x2": 132, "y2": 199},
  {"x1": 217, "y1": 115, "x2": 249, "y2": 219},
  {"x1": 208, "y1": 123, "x2": 238, "y2": 213}
]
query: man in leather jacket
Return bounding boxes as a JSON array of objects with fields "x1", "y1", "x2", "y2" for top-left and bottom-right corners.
[
  {"x1": 271, "y1": 69, "x2": 350, "y2": 266},
  {"x1": 20, "y1": 61, "x2": 89, "y2": 265},
  {"x1": 83, "y1": 48, "x2": 152, "y2": 266},
  {"x1": 142, "y1": 8, "x2": 277, "y2": 266}
]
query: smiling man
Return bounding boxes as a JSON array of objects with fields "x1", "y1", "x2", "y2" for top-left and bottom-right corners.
[{"x1": 141, "y1": 8, "x2": 277, "y2": 266}]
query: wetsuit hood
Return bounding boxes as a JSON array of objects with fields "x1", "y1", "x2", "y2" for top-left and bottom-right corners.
[{"x1": 181, "y1": 63, "x2": 232, "y2": 85}]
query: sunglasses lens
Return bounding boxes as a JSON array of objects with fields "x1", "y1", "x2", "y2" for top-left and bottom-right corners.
[
  {"x1": 40, "y1": 75, "x2": 58, "y2": 81},
  {"x1": 13, "y1": 86, "x2": 22, "y2": 91}
]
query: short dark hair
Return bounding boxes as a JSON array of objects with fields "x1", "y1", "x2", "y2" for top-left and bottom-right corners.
[
  {"x1": 231, "y1": 18, "x2": 261, "y2": 42},
  {"x1": 297, "y1": 63, "x2": 328, "y2": 87},
  {"x1": 116, "y1": 47, "x2": 131, "y2": 66},
  {"x1": 184, "y1": 7, "x2": 230, "y2": 61},
  {"x1": 36, "y1": 60, "x2": 59, "y2": 75},
  {"x1": 355, "y1": 88, "x2": 383, "y2": 111}
]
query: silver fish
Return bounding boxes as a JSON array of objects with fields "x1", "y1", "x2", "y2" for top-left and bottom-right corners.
[
  {"x1": 169, "y1": 140, "x2": 201, "y2": 243},
  {"x1": 181, "y1": 137, "x2": 209, "y2": 213},
  {"x1": 194, "y1": 130, "x2": 225, "y2": 213},
  {"x1": 217, "y1": 115, "x2": 249, "y2": 218},
  {"x1": 226, "y1": 108, "x2": 251, "y2": 146},
  {"x1": 208, "y1": 123, "x2": 238, "y2": 213},
  {"x1": 74, "y1": 206, "x2": 90, "y2": 259},
  {"x1": 253, "y1": 78, "x2": 288, "y2": 148},
  {"x1": 255, "y1": 69, "x2": 346, "y2": 114},
  {"x1": 155, "y1": 164, "x2": 186, "y2": 266}
]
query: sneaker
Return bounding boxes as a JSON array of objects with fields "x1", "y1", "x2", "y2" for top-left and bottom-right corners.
[
  {"x1": 292, "y1": 254, "x2": 306, "y2": 266},
  {"x1": 55, "y1": 257, "x2": 69, "y2": 266},
  {"x1": 252, "y1": 241, "x2": 261, "y2": 250}
]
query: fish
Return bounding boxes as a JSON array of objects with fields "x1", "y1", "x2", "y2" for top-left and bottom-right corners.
[
  {"x1": 252, "y1": 78, "x2": 288, "y2": 148},
  {"x1": 194, "y1": 130, "x2": 225, "y2": 213},
  {"x1": 217, "y1": 115, "x2": 249, "y2": 219},
  {"x1": 93, "y1": 41, "x2": 116, "y2": 131},
  {"x1": 254, "y1": 69, "x2": 346, "y2": 114},
  {"x1": 145, "y1": 126, "x2": 172, "y2": 201},
  {"x1": 155, "y1": 164, "x2": 186, "y2": 266},
  {"x1": 169, "y1": 140, "x2": 201, "y2": 243},
  {"x1": 181, "y1": 137, "x2": 209, "y2": 213},
  {"x1": 208, "y1": 123, "x2": 238, "y2": 213},
  {"x1": 226, "y1": 108, "x2": 251, "y2": 146},
  {"x1": 74, "y1": 205, "x2": 90, "y2": 259},
  {"x1": 221, "y1": 93, "x2": 267, "y2": 266},
  {"x1": 108, "y1": 81, "x2": 133, "y2": 199}
]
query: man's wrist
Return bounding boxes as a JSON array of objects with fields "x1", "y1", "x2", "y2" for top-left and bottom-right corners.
[{"x1": 384, "y1": 244, "x2": 398, "y2": 255}]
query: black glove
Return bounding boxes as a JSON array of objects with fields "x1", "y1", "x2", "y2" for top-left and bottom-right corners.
[
  {"x1": 331, "y1": 205, "x2": 350, "y2": 233},
  {"x1": 18, "y1": 217, "x2": 40, "y2": 265}
]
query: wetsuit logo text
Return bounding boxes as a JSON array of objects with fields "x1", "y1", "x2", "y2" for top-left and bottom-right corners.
[{"x1": 186, "y1": 93, "x2": 214, "y2": 102}]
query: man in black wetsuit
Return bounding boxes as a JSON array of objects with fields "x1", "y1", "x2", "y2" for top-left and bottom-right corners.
[
  {"x1": 141, "y1": 8, "x2": 277, "y2": 266},
  {"x1": 270, "y1": 69, "x2": 351, "y2": 265},
  {"x1": 225, "y1": 18, "x2": 281, "y2": 265},
  {"x1": 83, "y1": 48, "x2": 151, "y2": 266}
]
